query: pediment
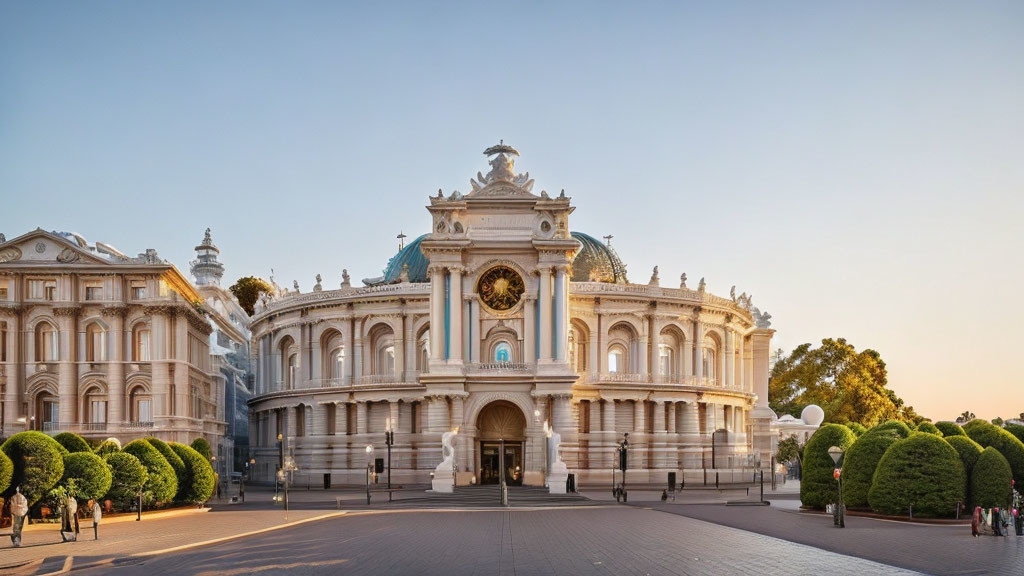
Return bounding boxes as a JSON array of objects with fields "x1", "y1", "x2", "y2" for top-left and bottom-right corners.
[{"x1": 0, "y1": 230, "x2": 113, "y2": 265}]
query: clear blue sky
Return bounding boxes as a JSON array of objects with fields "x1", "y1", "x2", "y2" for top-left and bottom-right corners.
[{"x1": 2, "y1": 1, "x2": 1022, "y2": 421}]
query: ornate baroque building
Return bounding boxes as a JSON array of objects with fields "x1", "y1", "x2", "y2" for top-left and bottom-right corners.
[
  {"x1": 247, "y1": 144, "x2": 775, "y2": 488},
  {"x1": 0, "y1": 228, "x2": 247, "y2": 463}
]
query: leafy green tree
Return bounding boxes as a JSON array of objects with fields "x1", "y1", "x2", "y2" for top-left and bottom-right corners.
[
  {"x1": 869, "y1": 433, "x2": 965, "y2": 517},
  {"x1": 170, "y1": 442, "x2": 216, "y2": 504},
  {"x1": 146, "y1": 437, "x2": 186, "y2": 499},
  {"x1": 935, "y1": 421, "x2": 966, "y2": 437},
  {"x1": 768, "y1": 339, "x2": 915, "y2": 428},
  {"x1": 190, "y1": 437, "x2": 212, "y2": 461},
  {"x1": 229, "y1": 276, "x2": 273, "y2": 316},
  {"x1": 776, "y1": 435, "x2": 803, "y2": 465},
  {"x1": 61, "y1": 452, "x2": 113, "y2": 501},
  {"x1": 53, "y1": 432, "x2": 91, "y2": 453},
  {"x1": 956, "y1": 411, "x2": 976, "y2": 424},
  {"x1": 104, "y1": 452, "x2": 148, "y2": 506},
  {"x1": 1, "y1": 431, "x2": 66, "y2": 506},
  {"x1": 123, "y1": 440, "x2": 177, "y2": 504},
  {"x1": 971, "y1": 447, "x2": 1013, "y2": 509},
  {"x1": 800, "y1": 424, "x2": 857, "y2": 509},
  {"x1": 840, "y1": 427, "x2": 905, "y2": 509},
  {"x1": 963, "y1": 419, "x2": 1024, "y2": 488}
]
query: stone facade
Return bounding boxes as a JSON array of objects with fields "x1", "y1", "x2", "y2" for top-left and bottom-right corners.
[
  {"x1": 0, "y1": 228, "x2": 238, "y2": 460},
  {"x1": 247, "y1": 145, "x2": 775, "y2": 488}
]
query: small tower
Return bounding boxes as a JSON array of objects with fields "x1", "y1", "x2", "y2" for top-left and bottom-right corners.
[{"x1": 191, "y1": 228, "x2": 225, "y2": 287}]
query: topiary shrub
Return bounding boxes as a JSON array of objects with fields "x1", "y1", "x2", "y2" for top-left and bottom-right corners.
[
  {"x1": 1003, "y1": 423, "x2": 1024, "y2": 445},
  {"x1": 868, "y1": 433, "x2": 965, "y2": 517},
  {"x1": 945, "y1": 435, "x2": 983, "y2": 508},
  {"x1": 846, "y1": 423, "x2": 867, "y2": 437},
  {"x1": 914, "y1": 422, "x2": 942, "y2": 436},
  {"x1": 146, "y1": 437, "x2": 186, "y2": 499},
  {"x1": 839, "y1": 427, "x2": 904, "y2": 509},
  {"x1": 971, "y1": 447, "x2": 1013, "y2": 509},
  {"x1": 871, "y1": 420, "x2": 912, "y2": 438},
  {"x1": 123, "y1": 439, "x2": 177, "y2": 504},
  {"x1": 61, "y1": 451, "x2": 112, "y2": 501},
  {"x1": 935, "y1": 421, "x2": 966, "y2": 437},
  {"x1": 190, "y1": 437, "x2": 212, "y2": 461},
  {"x1": 0, "y1": 448, "x2": 12, "y2": 495},
  {"x1": 963, "y1": 419, "x2": 1024, "y2": 488},
  {"x1": 104, "y1": 452, "x2": 148, "y2": 507},
  {"x1": 170, "y1": 442, "x2": 216, "y2": 504},
  {"x1": 800, "y1": 423, "x2": 857, "y2": 509},
  {"x1": 95, "y1": 440, "x2": 121, "y2": 457},
  {"x1": 53, "y1": 432, "x2": 91, "y2": 453},
  {"x1": 0, "y1": 431, "x2": 66, "y2": 506}
]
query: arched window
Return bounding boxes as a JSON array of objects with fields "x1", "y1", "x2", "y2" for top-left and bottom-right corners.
[
  {"x1": 286, "y1": 353, "x2": 298, "y2": 389},
  {"x1": 84, "y1": 387, "x2": 106, "y2": 424},
  {"x1": 35, "y1": 322, "x2": 58, "y2": 362},
  {"x1": 703, "y1": 349, "x2": 716, "y2": 380},
  {"x1": 132, "y1": 326, "x2": 150, "y2": 361},
  {"x1": 329, "y1": 346, "x2": 345, "y2": 380},
  {"x1": 659, "y1": 344, "x2": 672, "y2": 376},
  {"x1": 494, "y1": 342, "x2": 512, "y2": 364},
  {"x1": 608, "y1": 345, "x2": 626, "y2": 373},
  {"x1": 130, "y1": 387, "x2": 152, "y2": 423},
  {"x1": 377, "y1": 345, "x2": 396, "y2": 376},
  {"x1": 86, "y1": 323, "x2": 106, "y2": 362},
  {"x1": 368, "y1": 323, "x2": 396, "y2": 377}
]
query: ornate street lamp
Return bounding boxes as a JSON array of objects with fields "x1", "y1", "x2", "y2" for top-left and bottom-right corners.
[
  {"x1": 828, "y1": 445, "x2": 845, "y2": 528},
  {"x1": 385, "y1": 418, "x2": 394, "y2": 502},
  {"x1": 365, "y1": 444, "x2": 374, "y2": 505}
]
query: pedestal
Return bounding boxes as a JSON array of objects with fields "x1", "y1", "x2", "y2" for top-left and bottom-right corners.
[
  {"x1": 432, "y1": 466, "x2": 455, "y2": 493},
  {"x1": 547, "y1": 461, "x2": 569, "y2": 494}
]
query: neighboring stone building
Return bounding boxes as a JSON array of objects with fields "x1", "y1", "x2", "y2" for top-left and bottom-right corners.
[
  {"x1": 247, "y1": 144, "x2": 775, "y2": 488},
  {"x1": 0, "y1": 228, "x2": 239, "y2": 462}
]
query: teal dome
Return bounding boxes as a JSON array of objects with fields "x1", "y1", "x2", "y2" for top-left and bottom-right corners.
[{"x1": 367, "y1": 231, "x2": 627, "y2": 285}]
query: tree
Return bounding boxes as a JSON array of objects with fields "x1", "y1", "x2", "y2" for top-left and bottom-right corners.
[
  {"x1": 190, "y1": 437, "x2": 212, "y2": 461},
  {"x1": 935, "y1": 421, "x2": 966, "y2": 437},
  {"x1": 868, "y1": 433, "x2": 965, "y2": 517},
  {"x1": 768, "y1": 338, "x2": 914, "y2": 428},
  {"x1": 971, "y1": 447, "x2": 1013, "y2": 509},
  {"x1": 1, "y1": 431, "x2": 66, "y2": 506},
  {"x1": 956, "y1": 411, "x2": 976, "y2": 424},
  {"x1": 963, "y1": 419, "x2": 1024, "y2": 488},
  {"x1": 146, "y1": 437, "x2": 186, "y2": 500},
  {"x1": 123, "y1": 440, "x2": 177, "y2": 504},
  {"x1": 104, "y1": 452, "x2": 148, "y2": 507},
  {"x1": 776, "y1": 435, "x2": 803, "y2": 466},
  {"x1": 1003, "y1": 423, "x2": 1024, "y2": 445},
  {"x1": 95, "y1": 440, "x2": 121, "y2": 457},
  {"x1": 945, "y1": 435, "x2": 983, "y2": 507},
  {"x1": 992, "y1": 417, "x2": 1005, "y2": 427},
  {"x1": 915, "y1": 422, "x2": 943, "y2": 436},
  {"x1": 170, "y1": 442, "x2": 216, "y2": 504},
  {"x1": 229, "y1": 276, "x2": 273, "y2": 316},
  {"x1": 840, "y1": 427, "x2": 905, "y2": 509},
  {"x1": 53, "y1": 432, "x2": 91, "y2": 453},
  {"x1": 0, "y1": 449, "x2": 12, "y2": 495},
  {"x1": 800, "y1": 424, "x2": 857, "y2": 509},
  {"x1": 61, "y1": 452, "x2": 113, "y2": 501}
]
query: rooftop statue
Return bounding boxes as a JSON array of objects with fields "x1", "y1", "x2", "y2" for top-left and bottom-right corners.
[
  {"x1": 730, "y1": 286, "x2": 736, "y2": 301},
  {"x1": 470, "y1": 141, "x2": 534, "y2": 193},
  {"x1": 679, "y1": 273, "x2": 687, "y2": 289},
  {"x1": 341, "y1": 269, "x2": 351, "y2": 288},
  {"x1": 293, "y1": 280, "x2": 300, "y2": 293},
  {"x1": 202, "y1": 227, "x2": 214, "y2": 247},
  {"x1": 649, "y1": 266, "x2": 659, "y2": 286},
  {"x1": 698, "y1": 277, "x2": 706, "y2": 293},
  {"x1": 314, "y1": 274, "x2": 323, "y2": 292}
]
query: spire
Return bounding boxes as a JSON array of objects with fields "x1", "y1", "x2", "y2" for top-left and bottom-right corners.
[{"x1": 191, "y1": 228, "x2": 225, "y2": 287}]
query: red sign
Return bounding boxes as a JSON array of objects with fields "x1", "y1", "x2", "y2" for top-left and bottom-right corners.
[{"x1": 833, "y1": 468, "x2": 842, "y2": 479}]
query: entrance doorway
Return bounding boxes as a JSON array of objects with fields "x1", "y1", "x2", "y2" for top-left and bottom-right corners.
[
  {"x1": 480, "y1": 441, "x2": 524, "y2": 485},
  {"x1": 476, "y1": 400, "x2": 527, "y2": 486}
]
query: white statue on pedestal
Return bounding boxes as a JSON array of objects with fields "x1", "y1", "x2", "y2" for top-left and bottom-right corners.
[
  {"x1": 545, "y1": 421, "x2": 569, "y2": 494},
  {"x1": 432, "y1": 428, "x2": 458, "y2": 493}
]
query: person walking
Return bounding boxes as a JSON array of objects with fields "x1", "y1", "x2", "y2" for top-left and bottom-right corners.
[
  {"x1": 60, "y1": 493, "x2": 79, "y2": 542},
  {"x1": 9, "y1": 487, "x2": 28, "y2": 547},
  {"x1": 91, "y1": 499, "x2": 102, "y2": 540}
]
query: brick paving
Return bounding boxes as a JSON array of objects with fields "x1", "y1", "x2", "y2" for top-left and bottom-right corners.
[{"x1": 69, "y1": 507, "x2": 917, "y2": 576}]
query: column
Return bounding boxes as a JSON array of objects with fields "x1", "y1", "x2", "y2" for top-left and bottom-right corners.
[
  {"x1": 667, "y1": 402, "x2": 677, "y2": 434},
  {"x1": 737, "y1": 333, "x2": 746, "y2": 390},
  {"x1": 633, "y1": 400, "x2": 646, "y2": 433},
  {"x1": 174, "y1": 314, "x2": 188, "y2": 417},
  {"x1": 394, "y1": 319, "x2": 406, "y2": 380},
  {"x1": 469, "y1": 300, "x2": 481, "y2": 364},
  {"x1": 55, "y1": 307, "x2": 78, "y2": 425},
  {"x1": 588, "y1": 400, "x2": 601, "y2": 434},
  {"x1": 299, "y1": 323, "x2": 311, "y2": 385},
  {"x1": 341, "y1": 320, "x2": 353, "y2": 386},
  {"x1": 653, "y1": 400, "x2": 666, "y2": 433},
  {"x1": 652, "y1": 401, "x2": 667, "y2": 469},
  {"x1": 538, "y1": 267, "x2": 552, "y2": 361},
  {"x1": 682, "y1": 326, "x2": 692, "y2": 377},
  {"x1": 106, "y1": 308, "x2": 126, "y2": 425},
  {"x1": 724, "y1": 328, "x2": 734, "y2": 388},
  {"x1": 751, "y1": 331, "x2": 772, "y2": 409},
  {"x1": 352, "y1": 328, "x2": 363, "y2": 382},
  {"x1": 553, "y1": 266, "x2": 567, "y2": 362},
  {"x1": 637, "y1": 320, "x2": 649, "y2": 379},
  {"x1": 523, "y1": 296, "x2": 535, "y2": 364},
  {"x1": 426, "y1": 396, "x2": 450, "y2": 433},
  {"x1": 389, "y1": 400, "x2": 400, "y2": 432},
  {"x1": 693, "y1": 320, "x2": 704, "y2": 380},
  {"x1": 2, "y1": 312, "x2": 21, "y2": 430},
  {"x1": 587, "y1": 331, "x2": 598, "y2": 378},
  {"x1": 429, "y1": 267, "x2": 444, "y2": 360},
  {"x1": 449, "y1": 267, "x2": 463, "y2": 362},
  {"x1": 552, "y1": 394, "x2": 572, "y2": 435},
  {"x1": 451, "y1": 396, "x2": 467, "y2": 471},
  {"x1": 403, "y1": 312, "x2": 415, "y2": 381},
  {"x1": 680, "y1": 402, "x2": 699, "y2": 436},
  {"x1": 336, "y1": 402, "x2": 349, "y2": 435},
  {"x1": 602, "y1": 399, "x2": 615, "y2": 433},
  {"x1": 311, "y1": 323, "x2": 323, "y2": 385},
  {"x1": 356, "y1": 401, "x2": 368, "y2": 435},
  {"x1": 150, "y1": 311, "x2": 169, "y2": 419}
]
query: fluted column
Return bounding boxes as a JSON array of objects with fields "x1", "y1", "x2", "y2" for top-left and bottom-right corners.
[
  {"x1": 653, "y1": 400, "x2": 666, "y2": 433},
  {"x1": 588, "y1": 400, "x2": 601, "y2": 434},
  {"x1": 356, "y1": 401, "x2": 368, "y2": 435},
  {"x1": 724, "y1": 328, "x2": 734, "y2": 388},
  {"x1": 449, "y1": 267, "x2": 463, "y2": 362},
  {"x1": 693, "y1": 320, "x2": 704, "y2": 380},
  {"x1": 524, "y1": 296, "x2": 536, "y2": 364},
  {"x1": 429, "y1": 267, "x2": 444, "y2": 361},
  {"x1": 538, "y1": 267, "x2": 552, "y2": 361},
  {"x1": 552, "y1": 394, "x2": 572, "y2": 435},
  {"x1": 633, "y1": 399, "x2": 646, "y2": 433},
  {"x1": 150, "y1": 311, "x2": 169, "y2": 420},
  {"x1": 336, "y1": 402, "x2": 349, "y2": 435},
  {"x1": 104, "y1": 308, "x2": 126, "y2": 425},
  {"x1": 667, "y1": 401, "x2": 677, "y2": 434},
  {"x1": 2, "y1": 312, "x2": 21, "y2": 431},
  {"x1": 54, "y1": 307, "x2": 78, "y2": 425},
  {"x1": 681, "y1": 402, "x2": 699, "y2": 436},
  {"x1": 553, "y1": 266, "x2": 567, "y2": 362},
  {"x1": 341, "y1": 320, "x2": 353, "y2": 386},
  {"x1": 174, "y1": 314, "x2": 188, "y2": 417},
  {"x1": 602, "y1": 400, "x2": 616, "y2": 433},
  {"x1": 403, "y1": 313, "x2": 415, "y2": 381}
]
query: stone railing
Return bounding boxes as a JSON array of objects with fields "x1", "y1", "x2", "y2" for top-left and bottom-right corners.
[{"x1": 254, "y1": 283, "x2": 432, "y2": 319}]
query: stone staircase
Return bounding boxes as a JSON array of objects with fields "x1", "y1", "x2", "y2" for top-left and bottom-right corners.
[{"x1": 381, "y1": 484, "x2": 597, "y2": 508}]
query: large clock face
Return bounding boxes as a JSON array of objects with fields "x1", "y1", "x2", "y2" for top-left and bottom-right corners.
[{"x1": 477, "y1": 266, "x2": 525, "y2": 312}]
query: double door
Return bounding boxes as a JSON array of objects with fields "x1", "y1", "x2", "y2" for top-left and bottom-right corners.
[{"x1": 479, "y1": 441, "x2": 523, "y2": 485}]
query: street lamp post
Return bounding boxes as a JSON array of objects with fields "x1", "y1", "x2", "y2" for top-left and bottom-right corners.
[
  {"x1": 828, "y1": 445, "x2": 845, "y2": 528},
  {"x1": 619, "y1": 433, "x2": 630, "y2": 503},
  {"x1": 242, "y1": 457, "x2": 255, "y2": 503},
  {"x1": 385, "y1": 418, "x2": 394, "y2": 502},
  {"x1": 365, "y1": 444, "x2": 374, "y2": 506}
]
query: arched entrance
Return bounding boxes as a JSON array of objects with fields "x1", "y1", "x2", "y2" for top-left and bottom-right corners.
[{"x1": 476, "y1": 400, "x2": 527, "y2": 486}]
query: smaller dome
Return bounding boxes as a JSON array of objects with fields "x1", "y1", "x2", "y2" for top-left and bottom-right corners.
[
  {"x1": 570, "y1": 232, "x2": 628, "y2": 283},
  {"x1": 801, "y1": 405, "x2": 825, "y2": 426}
]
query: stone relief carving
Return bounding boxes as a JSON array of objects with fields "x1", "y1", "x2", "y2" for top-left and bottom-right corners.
[
  {"x1": 57, "y1": 247, "x2": 80, "y2": 264},
  {"x1": 0, "y1": 246, "x2": 22, "y2": 263}
]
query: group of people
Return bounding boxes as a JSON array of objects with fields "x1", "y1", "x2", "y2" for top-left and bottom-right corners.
[
  {"x1": 971, "y1": 490, "x2": 1024, "y2": 537},
  {"x1": 6, "y1": 485, "x2": 102, "y2": 548}
]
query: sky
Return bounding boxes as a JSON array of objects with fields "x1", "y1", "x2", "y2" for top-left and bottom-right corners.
[{"x1": 1, "y1": 1, "x2": 1022, "y2": 422}]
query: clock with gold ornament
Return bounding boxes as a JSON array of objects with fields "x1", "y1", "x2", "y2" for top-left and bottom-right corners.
[{"x1": 477, "y1": 266, "x2": 525, "y2": 312}]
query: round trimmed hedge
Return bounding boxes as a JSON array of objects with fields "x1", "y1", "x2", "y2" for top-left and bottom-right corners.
[
  {"x1": 1, "y1": 431, "x2": 66, "y2": 506},
  {"x1": 1003, "y1": 423, "x2": 1024, "y2": 445},
  {"x1": 914, "y1": 422, "x2": 943, "y2": 436},
  {"x1": 846, "y1": 423, "x2": 867, "y2": 437},
  {"x1": 53, "y1": 432, "x2": 91, "y2": 453},
  {"x1": 104, "y1": 452, "x2": 148, "y2": 505},
  {"x1": 971, "y1": 447, "x2": 1013, "y2": 509},
  {"x1": 0, "y1": 448, "x2": 12, "y2": 495},
  {"x1": 963, "y1": 419, "x2": 1024, "y2": 487},
  {"x1": 95, "y1": 440, "x2": 121, "y2": 457},
  {"x1": 146, "y1": 437, "x2": 186, "y2": 499},
  {"x1": 839, "y1": 427, "x2": 904, "y2": 509},
  {"x1": 935, "y1": 421, "x2": 965, "y2": 437},
  {"x1": 62, "y1": 451, "x2": 112, "y2": 500},
  {"x1": 868, "y1": 433, "x2": 965, "y2": 517},
  {"x1": 872, "y1": 420, "x2": 913, "y2": 438},
  {"x1": 945, "y1": 435, "x2": 983, "y2": 507},
  {"x1": 800, "y1": 423, "x2": 857, "y2": 509},
  {"x1": 123, "y1": 439, "x2": 177, "y2": 504},
  {"x1": 190, "y1": 438, "x2": 212, "y2": 461},
  {"x1": 170, "y1": 442, "x2": 216, "y2": 504}
]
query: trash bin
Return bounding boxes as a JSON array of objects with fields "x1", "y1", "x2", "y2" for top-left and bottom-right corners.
[{"x1": 323, "y1": 473, "x2": 331, "y2": 490}]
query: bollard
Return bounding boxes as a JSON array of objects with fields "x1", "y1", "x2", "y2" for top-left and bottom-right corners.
[{"x1": 715, "y1": 471, "x2": 719, "y2": 489}]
